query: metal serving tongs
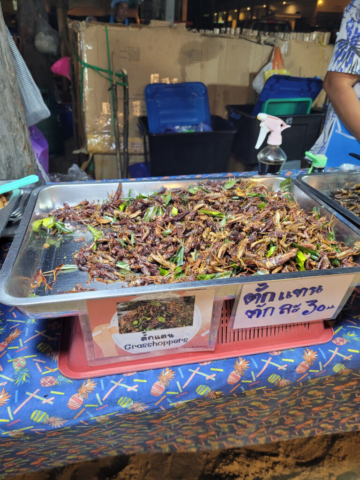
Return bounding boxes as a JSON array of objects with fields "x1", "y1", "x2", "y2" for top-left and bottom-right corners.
[
  {"x1": 0, "y1": 175, "x2": 39, "y2": 195},
  {"x1": 8, "y1": 175, "x2": 44, "y2": 224}
]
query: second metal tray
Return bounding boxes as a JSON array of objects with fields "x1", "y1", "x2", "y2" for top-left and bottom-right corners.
[{"x1": 295, "y1": 171, "x2": 360, "y2": 229}]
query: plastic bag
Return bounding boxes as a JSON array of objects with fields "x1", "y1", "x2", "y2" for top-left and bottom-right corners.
[
  {"x1": 51, "y1": 57, "x2": 71, "y2": 81},
  {"x1": 264, "y1": 46, "x2": 290, "y2": 82},
  {"x1": 162, "y1": 123, "x2": 213, "y2": 133},
  {"x1": 252, "y1": 50, "x2": 274, "y2": 95},
  {"x1": 35, "y1": 15, "x2": 60, "y2": 56},
  {"x1": 49, "y1": 164, "x2": 89, "y2": 182},
  {"x1": 7, "y1": 29, "x2": 50, "y2": 127}
]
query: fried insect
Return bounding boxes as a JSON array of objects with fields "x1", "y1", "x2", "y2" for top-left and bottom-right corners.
[
  {"x1": 30, "y1": 270, "x2": 52, "y2": 291},
  {"x1": 33, "y1": 180, "x2": 360, "y2": 288},
  {"x1": 333, "y1": 185, "x2": 360, "y2": 215},
  {"x1": 60, "y1": 284, "x2": 97, "y2": 294},
  {"x1": 0, "y1": 195, "x2": 8, "y2": 210},
  {"x1": 118, "y1": 298, "x2": 194, "y2": 334}
]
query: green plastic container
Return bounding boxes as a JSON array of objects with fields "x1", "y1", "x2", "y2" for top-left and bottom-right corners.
[{"x1": 262, "y1": 97, "x2": 312, "y2": 116}]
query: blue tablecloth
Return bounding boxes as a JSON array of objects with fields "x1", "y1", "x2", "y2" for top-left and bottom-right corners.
[{"x1": 2, "y1": 168, "x2": 360, "y2": 478}]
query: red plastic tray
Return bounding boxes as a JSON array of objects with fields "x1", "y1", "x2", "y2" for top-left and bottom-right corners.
[{"x1": 58, "y1": 300, "x2": 333, "y2": 379}]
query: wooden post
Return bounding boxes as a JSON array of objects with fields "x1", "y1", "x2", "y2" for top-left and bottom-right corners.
[
  {"x1": 181, "y1": 0, "x2": 187, "y2": 22},
  {"x1": 56, "y1": 0, "x2": 68, "y2": 57},
  {"x1": 0, "y1": 7, "x2": 37, "y2": 179},
  {"x1": 56, "y1": 0, "x2": 69, "y2": 92}
]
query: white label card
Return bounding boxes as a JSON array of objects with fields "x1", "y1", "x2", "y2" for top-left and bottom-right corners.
[
  {"x1": 232, "y1": 274, "x2": 355, "y2": 329},
  {"x1": 87, "y1": 289, "x2": 216, "y2": 359}
]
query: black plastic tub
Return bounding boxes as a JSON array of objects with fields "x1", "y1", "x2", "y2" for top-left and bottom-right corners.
[
  {"x1": 138, "y1": 115, "x2": 237, "y2": 177},
  {"x1": 226, "y1": 104, "x2": 325, "y2": 165}
]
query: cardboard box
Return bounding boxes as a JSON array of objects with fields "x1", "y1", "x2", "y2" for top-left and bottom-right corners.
[
  {"x1": 71, "y1": 22, "x2": 333, "y2": 156},
  {"x1": 94, "y1": 154, "x2": 145, "y2": 180}
]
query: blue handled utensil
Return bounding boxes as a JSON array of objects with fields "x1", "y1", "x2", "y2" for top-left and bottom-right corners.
[{"x1": 0, "y1": 175, "x2": 39, "y2": 196}]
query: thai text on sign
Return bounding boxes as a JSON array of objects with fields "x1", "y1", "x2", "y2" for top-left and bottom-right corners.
[{"x1": 232, "y1": 275, "x2": 355, "y2": 329}]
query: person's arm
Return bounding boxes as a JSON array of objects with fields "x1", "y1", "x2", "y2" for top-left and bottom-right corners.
[{"x1": 323, "y1": 71, "x2": 360, "y2": 141}]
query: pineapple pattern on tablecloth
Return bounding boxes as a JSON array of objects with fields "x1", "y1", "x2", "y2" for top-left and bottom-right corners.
[
  {"x1": 26, "y1": 318, "x2": 38, "y2": 326},
  {"x1": 227, "y1": 357, "x2": 250, "y2": 385},
  {"x1": 206, "y1": 390, "x2": 223, "y2": 400},
  {"x1": 130, "y1": 402, "x2": 148, "y2": 413},
  {"x1": 333, "y1": 331, "x2": 360, "y2": 346},
  {"x1": 296, "y1": 348, "x2": 318, "y2": 374},
  {"x1": 0, "y1": 387, "x2": 11, "y2": 407},
  {"x1": 67, "y1": 380, "x2": 97, "y2": 410},
  {"x1": 12, "y1": 357, "x2": 31, "y2": 386},
  {"x1": 2, "y1": 225, "x2": 360, "y2": 475},
  {"x1": 40, "y1": 375, "x2": 72, "y2": 388},
  {"x1": 7, "y1": 429, "x2": 26, "y2": 439},
  {"x1": 0, "y1": 328, "x2": 21, "y2": 353},
  {"x1": 151, "y1": 368, "x2": 175, "y2": 396},
  {"x1": 37, "y1": 342, "x2": 58, "y2": 362},
  {"x1": 31, "y1": 410, "x2": 66, "y2": 428},
  {"x1": 95, "y1": 415, "x2": 110, "y2": 424}
]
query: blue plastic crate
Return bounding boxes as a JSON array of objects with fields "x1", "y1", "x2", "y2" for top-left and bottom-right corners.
[
  {"x1": 145, "y1": 82, "x2": 211, "y2": 134},
  {"x1": 253, "y1": 75, "x2": 323, "y2": 116},
  {"x1": 128, "y1": 162, "x2": 151, "y2": 178}
]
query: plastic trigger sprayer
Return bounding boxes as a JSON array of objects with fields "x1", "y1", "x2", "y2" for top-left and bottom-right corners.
[{"x1": 255, "y1": 114, "x2": 291, "y2": 175}]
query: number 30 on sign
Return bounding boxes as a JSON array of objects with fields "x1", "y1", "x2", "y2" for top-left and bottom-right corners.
[{"x1": 231, "y1": 275, "x2": 355, "y2": 330}]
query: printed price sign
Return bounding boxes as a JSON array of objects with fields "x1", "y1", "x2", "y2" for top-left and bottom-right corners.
[
  {"x1": 232, "y1": 275, "x2": 355, "y2": 330},
  {"x1": 86, "y1": 288, "x2": 216, "y2": 362}
]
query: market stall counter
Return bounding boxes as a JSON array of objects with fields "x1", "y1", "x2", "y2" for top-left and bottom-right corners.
[{"x1": 2, "y1": 171, "x2": 360, "y2": 478}]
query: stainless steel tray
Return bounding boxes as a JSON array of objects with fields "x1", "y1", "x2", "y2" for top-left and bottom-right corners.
[
  {"x1": 1, "y1": 176, "x2": 360, "y2": 319},
  {"x1": 0, "y1": 181, "x2": 21, "y2": 238},
  {"x1": 294, "y1": 171, "x2": 360, "y2": 228}
]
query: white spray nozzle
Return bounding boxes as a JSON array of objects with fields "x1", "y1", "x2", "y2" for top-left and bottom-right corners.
[
  {"x1": 255, "y1": 113, "x2": 291, "y2": 149},
  {"x1": 255, "y1": 124, "x2": 270, "y2": 149}
]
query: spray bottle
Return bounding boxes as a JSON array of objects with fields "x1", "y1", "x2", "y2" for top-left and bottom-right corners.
[{"x1": 255, "y1": 114, "x2": 291, "y2": 175}]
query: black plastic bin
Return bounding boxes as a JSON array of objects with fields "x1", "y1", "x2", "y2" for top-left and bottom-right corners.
[
  {"x1": 138, "y1": 115, "x2": 237, "y2": 177},
  {"x1": 226, "y1": 105, "x2": 325, "y2": 166}
]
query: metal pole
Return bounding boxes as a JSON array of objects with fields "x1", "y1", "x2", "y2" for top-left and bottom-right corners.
[
  {"x1": 250, "y1": 0, "x2": 254, "y2": 19},
  {"x1": 111, "y1": 53, "x2": 123, "y2": 179},
  {"x1": 165, "y1": 0, "x2": 175, "y2": 25},
  {"x1": 122, "y1": 69, "x2": 129, "y2": 180}
]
